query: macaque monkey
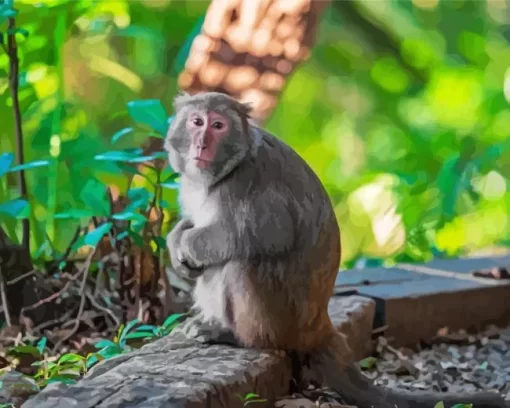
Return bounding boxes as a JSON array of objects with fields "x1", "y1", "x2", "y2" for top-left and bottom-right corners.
[{"x1": 165, "y1": 92, "x2": 506, "y2": 408}]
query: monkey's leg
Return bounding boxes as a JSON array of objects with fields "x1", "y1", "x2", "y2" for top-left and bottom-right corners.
[{"x1": 174, "y1": 312, "x2": 241, "y2": 348}]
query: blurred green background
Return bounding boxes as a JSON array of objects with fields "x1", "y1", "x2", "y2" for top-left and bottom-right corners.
[{"x1": 1, "y1": 0, "x2": 509, "y2": 268}]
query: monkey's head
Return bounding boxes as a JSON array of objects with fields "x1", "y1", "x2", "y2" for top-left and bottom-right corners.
[{"x1": 165, "y1": 92, "x2": 253, "y2": 185}]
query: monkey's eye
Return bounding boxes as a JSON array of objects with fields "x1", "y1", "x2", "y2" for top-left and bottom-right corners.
[
  {"x1": 192, "y1": 117, "x2": 204, "y2": 126},
  {"x1": 211, "y1": 121, "x2": 224, "y2": 130}
]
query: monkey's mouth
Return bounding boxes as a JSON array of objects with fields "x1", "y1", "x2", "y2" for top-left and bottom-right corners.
[{"x1": 193, "y1": 157, "x2": 212, "y2": 167}]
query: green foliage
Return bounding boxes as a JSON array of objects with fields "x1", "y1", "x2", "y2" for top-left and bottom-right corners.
[
  {"x1": 359, "y1": 356, "x2": 377, "y2": 370},
  {"x1": 434, "y1": 403, "x2": 473, "y2": 408},
  {"x1": 3, "y1": 314, "x2": 185, "y2": 390},
  {"x1": 0, "y1": 0, "x2": 508, "y2": 264},
  {"x1": 235, "y1": 393, "x2": 268, "y2": 406}
]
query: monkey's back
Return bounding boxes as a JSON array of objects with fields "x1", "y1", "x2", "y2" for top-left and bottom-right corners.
[{"x1": 207, "y1": 129, "x2": 343, "y2": 350}]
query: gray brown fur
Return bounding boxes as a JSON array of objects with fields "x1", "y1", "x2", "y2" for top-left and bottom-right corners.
[{"x1": 165, "y1": 92, "x2": 506, "y2": 408}]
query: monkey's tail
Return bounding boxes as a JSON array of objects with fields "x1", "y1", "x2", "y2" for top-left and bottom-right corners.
[{"x1": 311, "y1": 331, "x2": 507, "y2": 408}]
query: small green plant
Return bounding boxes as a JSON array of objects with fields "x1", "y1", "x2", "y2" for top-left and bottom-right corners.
[
  {"x1": 358, "y1": 356, "x2": 377, "y2": 370},
  {"x1": 127, "y1": 313, "x2": 188, "y2": 340},
  {"x1": 2, "y1": 313, "x2": 186, "y2": 390},
  {"x1": 235, "y1": 393, "x2": 268, "y2": 406},
  {"x1": 434, "y1": 402, "x2": 473, "y2": 408}
]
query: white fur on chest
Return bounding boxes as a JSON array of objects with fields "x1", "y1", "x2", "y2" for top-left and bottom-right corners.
[{"x1": 179, "y1": 180, "x2": 218, "y2": 228}]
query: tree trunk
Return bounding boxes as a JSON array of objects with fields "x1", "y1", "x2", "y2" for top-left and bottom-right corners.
[{"x1": 178, "y1": 0, "x2": 331, "y2": 125}]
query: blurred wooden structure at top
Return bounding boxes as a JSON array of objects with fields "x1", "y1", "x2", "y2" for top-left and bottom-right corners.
[{"x1": 179, "y1": 0, "x2": 331, "y2": 124}]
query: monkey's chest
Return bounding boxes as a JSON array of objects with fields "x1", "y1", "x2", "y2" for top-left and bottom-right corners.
[{"x1": 179, "y1": 186, "x2": 218, "y2": 228}]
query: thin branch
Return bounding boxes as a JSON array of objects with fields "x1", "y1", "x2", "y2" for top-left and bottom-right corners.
[
  {"x1": 7, "y1": 17, "x2": 30, "y2": 254},
  {"x1": 0, "y1": 272, "x2": 11, "y2": 327},
  {"x1": 6, "y1": 269, "x2": 36, "y2": 285},
  {"x1": 85, "y1": 291, "x2": 120, "y2": 327},
  {"x1": 52, "y1": 247, "x2": 97, "y2": 351}
]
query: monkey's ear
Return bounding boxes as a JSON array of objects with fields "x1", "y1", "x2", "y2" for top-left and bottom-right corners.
[{"x1": 173, "y1": 90, "x2": 192, "y2": 112}]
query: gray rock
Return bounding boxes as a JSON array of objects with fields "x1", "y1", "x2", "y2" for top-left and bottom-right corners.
[{"x1": 21, "y1": 296, "x2": 375, "y2": 408}]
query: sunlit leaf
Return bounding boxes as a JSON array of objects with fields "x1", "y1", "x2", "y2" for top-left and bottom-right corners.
[
  {"x1": 359, "y1": 356, "x2": 377, "y2": 369},
  {"x1": 7, "y1": 27, "x2": 29, "y2": 38},
  {"x1": 0, "y1": 198, "x2": 28, "y2": 218},
  {"x1": 79, "y1": 179, "x2": 109, "y2": 216},
  {"x1": 112, "y1": 211, "x2": 147, "y2": 223},
  {"x1": 126, "y1": 187, "x2": 150, "y2": 211},
  {"x1": 119, "y1": 319, "x2": 139, "y2": 344},
  {"x1": 0, "y1": 153, "x2": 14, "y2": 177},
  {"x1": 94, "y1": 149, "x2": 159, "y2": 163},
  {"x1": 94, "y1": 340, "x2": 118, "y2": 350},
  {"x1": 162, "y1": 313, "x2": 186, "y2": 330},
  {"x1": 160, "y1": 181, "x2": 179, "y2": 190},
  {"x1": 8, "y1": 160, "x2": 50, "y2": 172},
  {"x1": 127, "y1": 99, "x2": 169, "y2": 135},
  {"x1": 58, "y1": 353, "x2": 85, "y2": 364},
  {"x1": 124, "y1": 332, "x2": 155, "y2": 340},
  {"x1": 152, "y1": 236, "x2": 166, "y2": 251},
  {"x1": 53, "y1": 209, "x2": 96, "y2": 219},
  {"x1": 111, "y1": 127, "x2": 134, "y2": 144},
  {"x1": 36, "y1": 337, "x2": 47, "y2": 355},
  {"x1": 83, "y1": 222, "x2": 113, "y2": 248}
]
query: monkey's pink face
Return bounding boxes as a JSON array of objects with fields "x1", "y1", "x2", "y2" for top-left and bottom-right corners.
[{"x1": 186, "y1": 111, "x2": 231, "y2": 168}]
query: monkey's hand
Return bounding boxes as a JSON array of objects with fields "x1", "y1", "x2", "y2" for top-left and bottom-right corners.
[
  {"x1": 167, "y1": 218, "x2": 204, "y2": 279},
  {"x1": 179, "y1": 223, "x2": 228, "y2": 268}
]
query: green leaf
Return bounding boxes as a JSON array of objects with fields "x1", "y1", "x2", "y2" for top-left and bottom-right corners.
[
  {"x1": 41, "y1": 377, "x2": 76, "y2": 386},
  {"x1": 53, "y1": 209, "x2": 96, "y2": 219},
  {"x1": 126, "y1": 187, "x2": 150, "y2": 211},
  {"x1": 8, "y1": 345, "x2": 41, "y2": 357},
  {"x1": 127, "y1": 230, "x2": 144, "y2": 247},
  {"x1": 359, "y1": 356, "x2": 377, "y2": 370},
  {"x1": 124, "y1": 332, "x2": 155, "y2": 340},
  {"x1": 94, "y1": 339, "x2": 118, "y2": 350},
  {"x1": 112, "y1": 211, "x2": 147, "y2": 223},
  {"x1": 83, "y1": 222, "x2": 113, "y2": 248},
  {"x1": 111, "y1": 127, "x2": 134, "y2": 144},
  {"x1": 58, "y1": 353, "x2": 85, "y2": 364},
  {"x1": 127, "y1": 99, "x2": 169, "y2": 135},
  {"x1": 79, "y1": 179, "x2": 109, "y2": 216},
  {"x1": 0, "y1": 198, "x2": 28, "y2": 218},
  {"x1": 0, "y1": 153, "x2": 14, "y2": 177},
  {"x1": 119, "y1": 319, "x2": 139, "y2": 343},
  {"x1": 36, "y1": 337, "x2": 47, "y2": 355},
  {"x1": 451, "y1": 405, "x2": 472, "y2": 408},
  {"x1": 152, "y1": 236, "x2": 166, "y2": 251},
  {"x1": 94, "y1": 149, "x2": 156, "y2": 163},
  {"x1": 160, "y1": 181, "x2": 179, "y2": 190},
  {"x1": 243, "y1": 393, "x2": 261, "y2": 401},
  {"x1": 434, "y1": 402, "x2": 445, "y2": 408},
  {"x1": 8, "y1": 160, "x2": 50, "y2": 172},
  {"x1": 97, "y1": 346, "x2": 123, "y2": 359},
  {"x1": 7, "y1": 28, "x2": 29, "y2": 38},
  {"x1": 136, "y1": 324, "x2": 158, "y2": 332},
  {"x1": 162, "y1": 313, "x2": 185, "y2": 329}
]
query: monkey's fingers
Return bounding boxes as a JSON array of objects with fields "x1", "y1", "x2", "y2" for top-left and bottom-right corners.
[{"x1": 177, "y1": 315, "x2": 241, "y2": 348}]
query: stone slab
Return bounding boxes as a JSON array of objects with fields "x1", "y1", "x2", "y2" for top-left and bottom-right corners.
[
  {"x1": 353, "y1": 276, "x2": 510, "y2": 347},
  {"x1": 334, "y1": 267, "x2": 431, "y2": 288},
  {"x1": 423, "y1": 254, "x2": 510, "y2": 275},
  {"x1": 328, "y1": 296, "x2": 375, "y2": 360},
  {"x1": 21, "y1": 296, "x2": 375, "y2": 408}
]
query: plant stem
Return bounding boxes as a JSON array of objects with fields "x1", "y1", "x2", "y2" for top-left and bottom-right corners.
[{"x1": 7, "y1": 17, "x2": 30, "y2": 255}]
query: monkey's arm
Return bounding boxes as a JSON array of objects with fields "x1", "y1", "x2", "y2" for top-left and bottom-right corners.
[
  {"x1": 167, "y1": 218, "x2": 204, "y2": 278},
  {"x1": 180, "y1": 192, "x2": 295, "y2": 266}
]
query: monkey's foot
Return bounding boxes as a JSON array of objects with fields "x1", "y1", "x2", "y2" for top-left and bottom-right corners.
[{"x1": 174, "y1": 314, "x2": 241, "y2": 348}]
